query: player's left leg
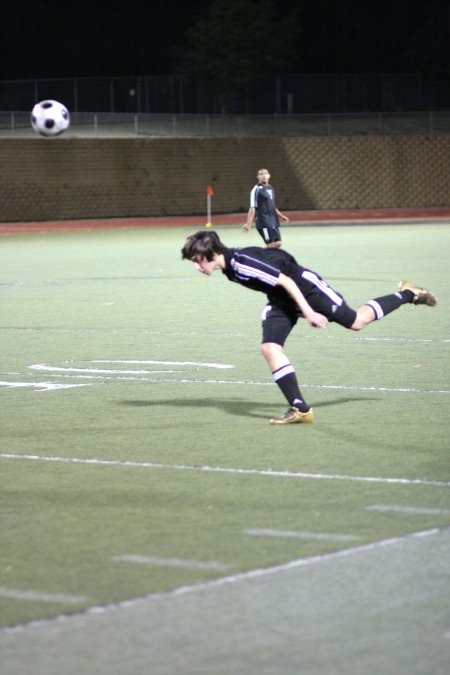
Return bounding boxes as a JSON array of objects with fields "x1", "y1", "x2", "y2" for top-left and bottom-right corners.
[{"x1": 260, "y1": 304, "x2": 313, "y2": 424}]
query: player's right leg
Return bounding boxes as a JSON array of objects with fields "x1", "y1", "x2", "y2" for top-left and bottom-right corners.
[
  {"x1": 298, "y1": 269, "x2": 437, "y2": 332},
  {"x1": 351, "y1": 281, "x2": 437, "y2": 331},
  {"x1": 398, "y1": 280, "x2": 437, "y2": 306}
]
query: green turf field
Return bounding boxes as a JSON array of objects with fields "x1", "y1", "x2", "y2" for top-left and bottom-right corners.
[{"x1": 1, "y1": 223, "x2": 449, "y2": 672}]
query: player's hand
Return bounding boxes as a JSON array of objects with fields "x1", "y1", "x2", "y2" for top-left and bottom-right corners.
[
  {"x1": 306, "y1": 311, "x2": 328, "y2": 328},
  {"x1": 242, "y1": 223, "x2": 251, "y2": 232},
  {"x1": 281, "y1": 214, "x2": 289, "y2": 223}
]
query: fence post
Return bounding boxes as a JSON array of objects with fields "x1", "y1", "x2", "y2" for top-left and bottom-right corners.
[
  {"x1": 73, "y1": 79, "x2": 78, "y2": 113},
  {"x1": 110, "y1": 79, "x2": 115, "y2": 113},
  {"x1": 275, "y1": 75, "x2": 281, "y2": 114}
]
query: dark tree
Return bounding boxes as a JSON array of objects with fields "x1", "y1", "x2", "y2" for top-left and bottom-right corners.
[{"x1": 184, "y1": 0, "x2": 301, "y2": 112}]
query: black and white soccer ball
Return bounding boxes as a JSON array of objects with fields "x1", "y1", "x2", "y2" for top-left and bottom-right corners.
[{"x1": 30, "y1": 100, "x2": 70, "y2": 137}]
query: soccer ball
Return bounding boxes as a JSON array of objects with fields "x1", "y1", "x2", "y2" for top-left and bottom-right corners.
[{"x1": 30, "y1": 100, "x2": 70, "y2": 137}]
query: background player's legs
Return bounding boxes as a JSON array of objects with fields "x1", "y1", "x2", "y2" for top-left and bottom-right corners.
[{"x1": 258, "y1": 226, "x2": 281, "y2": 249}]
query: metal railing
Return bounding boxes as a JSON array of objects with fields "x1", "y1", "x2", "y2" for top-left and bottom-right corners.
[{"x1": 1, "y1": 111, "x2": 450, "y2": 138}]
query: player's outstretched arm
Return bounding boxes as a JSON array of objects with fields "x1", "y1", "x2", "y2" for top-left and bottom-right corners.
[{"x1": 277, "y1": 273, "x2": 328, "y2": 328}]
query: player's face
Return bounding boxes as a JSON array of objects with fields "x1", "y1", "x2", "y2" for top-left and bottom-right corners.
[
  {"x1": 192, "y1": 255, "x2": 219, "y2": 276},
  {"x1": 257, "y1": 169, "x2": 270, "y2": 184}
]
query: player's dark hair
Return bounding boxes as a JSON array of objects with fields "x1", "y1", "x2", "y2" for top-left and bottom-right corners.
[{"x1": 181, "y1": 230, "x2": 228, "y2": 261}]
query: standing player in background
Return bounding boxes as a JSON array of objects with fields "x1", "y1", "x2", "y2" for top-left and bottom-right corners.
[{"x1": 243, "y1": 168, "x2": 289, "y2": 248}]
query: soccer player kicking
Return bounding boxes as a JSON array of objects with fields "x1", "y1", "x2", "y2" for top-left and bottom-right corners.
[{"x1": 181, "y1": 230, "x2": 437, "y2": 425}]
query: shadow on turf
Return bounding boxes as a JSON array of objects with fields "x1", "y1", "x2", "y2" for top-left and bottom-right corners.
[{"x1": 119, "y1": 396, "x2": 371, "y2": 420}]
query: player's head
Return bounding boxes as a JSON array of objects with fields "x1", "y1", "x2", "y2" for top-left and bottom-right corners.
[
  {"x1": 257, "y1": 168, "x2": 270, "y2": 183},
  {"x1": 181, "y1": 230, "x2": 228, "y2": 262}
]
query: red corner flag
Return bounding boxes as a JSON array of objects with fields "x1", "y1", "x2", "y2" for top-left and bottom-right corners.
[{"x1": 207, "y1": 185, "x2": 214, "y2": 196}]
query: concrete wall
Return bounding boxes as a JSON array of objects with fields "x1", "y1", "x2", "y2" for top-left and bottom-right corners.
[{"x1": 1, "y1": 135, "x2": 449, "y2": 222}]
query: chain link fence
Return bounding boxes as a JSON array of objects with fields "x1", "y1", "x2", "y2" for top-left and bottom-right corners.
[{"x1": 1, "y1": 73, "x2": 450, "y2": 116}]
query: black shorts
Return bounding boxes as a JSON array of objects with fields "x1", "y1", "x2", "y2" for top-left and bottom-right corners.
[
  {"x1": 261, "y1": 304, "x2": 297, "y2": 346},
  {"x1": 257, "y1": 226, "x2": 281, "y2": 245},
  {"x1": 298, "y1": 269, "x2": 357, "y2": 328},
  {"x1": 261, "y1": 272, "x2": 357, "y2": 346}
]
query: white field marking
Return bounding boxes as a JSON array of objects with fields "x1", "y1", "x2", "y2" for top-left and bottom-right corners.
[
  {"x1": 244, "y1": 528, "x2": 361, "y2": 542},
  {"x1": 0, "y1": 527, "x2": 442, "y2": 634},
  {"x1": 307, "y1": 383, "x2": 450, "y2": 394},
  {"x1": 29, "y1": 365, "x2": 184, "y2": 375},
  {"x1": 112, "y1": 555, "x2": 233, "y2": 571},
  {"x1": 92, "y1": 359, "x2": 234, "y2": 369},
  {"x1": 23, "y1": 365, "x2": 450, "y2": 395},
  {"x1": 29, "y1": 360, "x2": 233, "y2": 375},
  {"x1": 0, "y1": 381, "x2": 91, "y2": 392},
  {"x1": 6, "y1": 327, "x2": 450, "y2": 343},
  {"x1": 0, "y1": 587, "x2": 90, "y2": 604},
  {"x1": 1, "y1": 453, "x2": 449, "y2": 488},
  {"x1": 303, "y1": 334, "x2": 450, "y2": 344},
  {"x1": 367, "y1": 504, "x2": 450, "y2": 516}
]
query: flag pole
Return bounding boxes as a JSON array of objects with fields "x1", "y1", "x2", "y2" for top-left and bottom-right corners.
[{"x1": 205, "y1": 185, "x2": 214, "y2": 227}]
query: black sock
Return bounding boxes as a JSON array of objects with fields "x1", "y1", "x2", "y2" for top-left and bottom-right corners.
[
  {"x1": 366, "y1": 290, "x2": 413, "y2": 320},
  {"x1": 272, "y1": 364, "x2": 309, "y2": 412}
]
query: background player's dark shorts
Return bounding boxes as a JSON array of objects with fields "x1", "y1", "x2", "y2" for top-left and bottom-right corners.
[
  {"x1": 257, "y1": 226, "x2": 281, "y2": 244},
  {"x1": 261, "y1": 299, "x2": 357, "y2": 346}
]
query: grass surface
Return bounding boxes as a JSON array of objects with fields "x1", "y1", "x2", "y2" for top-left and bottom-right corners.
[{"x1": 1, "y1": 224, "x2": 449, "y2": 660}]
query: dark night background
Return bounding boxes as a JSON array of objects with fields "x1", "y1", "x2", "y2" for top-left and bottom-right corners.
[{"x1": 1, "y1": 0, "x2": 449, "y2": 81}]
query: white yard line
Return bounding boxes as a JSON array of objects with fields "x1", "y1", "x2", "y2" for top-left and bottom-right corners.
[
  {"x1": 2, "y1": 373, "x2": 449, "y2": 395},
  {"x1": 0, "y1": 356, "x2": 448, "y2": 394},
  {"x1": 28, "y1": 365, "x2": 184, "y2": 375},
  {"x1": 0, "y1": 527, "x2": 442, "y2": 634},
  {"x1": 112, "y1": 555, "x2": 233, "y2": 570},
  {"x1": 0, "y1": 588, "x2": 90, "y2": 604},
  {"x1": 1, "y1": 361, "x2": 446, "y2": 394},
  {"x1": 244, "y1": 528, "x2": 361, "y2": 542},
  {"x1": 0, "y1": 381, "x2": 91, "y2": 391},
  {"x1": 4, "y1": 327, "x2": 450, "y2": 343},
  {"x1": 91, "y1": 360, "x2": 234, "y2": 369},
  {"x1": 1, "y1": 452, "x2": 449, "y2": 487},
  {"x1": 367, "y1": 504, "x2": 450, "y2": 515},
  {"x1": 305, "y1": 334, "x2": 450, "y2": 344}
]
